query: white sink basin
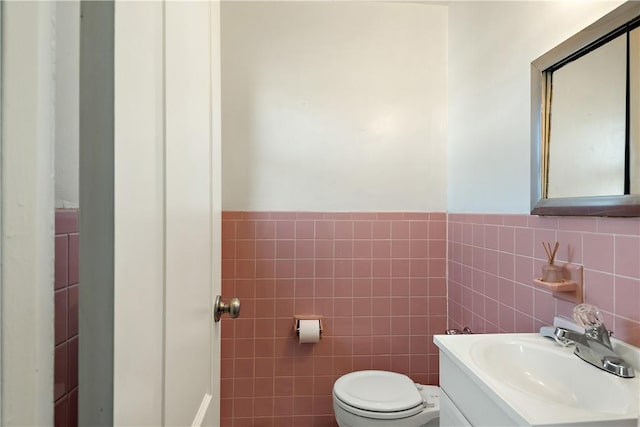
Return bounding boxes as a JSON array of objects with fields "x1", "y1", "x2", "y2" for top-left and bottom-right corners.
[
  {"x1": 435, "y1": 333, "x2": 640, "y2": 426},
  {"x1": 470, "y1": 336, "x2": 636, "y2": 415}
]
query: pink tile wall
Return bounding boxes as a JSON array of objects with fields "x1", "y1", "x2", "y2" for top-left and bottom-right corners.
[
  {"x1": 221, "y1": 212, "x2": 447, "y2": 427},
  {"x1": 54, "y1": 209, "x2": 79, "y2": 427},
  {"x1": 448, "y1": 214, "x2": 640, "y2": 346}
]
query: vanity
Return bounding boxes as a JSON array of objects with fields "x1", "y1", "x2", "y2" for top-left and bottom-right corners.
[{"x1": 435, "y1": 333, "x2": 640, "y2": 426}]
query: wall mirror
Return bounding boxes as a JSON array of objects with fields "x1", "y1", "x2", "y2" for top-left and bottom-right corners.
[{"x1": 531, "y1": 2, "x2": 640, "y2": 216}]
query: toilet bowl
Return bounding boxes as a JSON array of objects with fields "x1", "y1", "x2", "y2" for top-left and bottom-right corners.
[{"x1": 333, "y1": 370, "x2": 440, "y2": 427}]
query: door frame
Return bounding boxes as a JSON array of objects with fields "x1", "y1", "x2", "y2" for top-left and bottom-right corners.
[
  {"x1": 1, "y1": 2, "x2": 56, "y2": 425},
  {"x1": 78, "y1": 1, "x2": 116, "y2": 424}
]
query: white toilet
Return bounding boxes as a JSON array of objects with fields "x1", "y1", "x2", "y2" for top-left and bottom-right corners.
[{"x1": 333, "y1": 370, "x2": 440, "y2": 427}]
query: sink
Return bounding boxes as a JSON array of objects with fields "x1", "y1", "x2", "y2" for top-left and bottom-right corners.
[
  {"x1": 470, "y1": 336, "x2": 635, "y2": 415},
  {"x1": 435, "y1": 333, "x2": 640, "y2": 426}
]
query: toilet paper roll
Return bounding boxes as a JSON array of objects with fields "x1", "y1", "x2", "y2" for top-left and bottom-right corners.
[{"x1": 298, "y1": 319, "x2": 320, "y2": 344}]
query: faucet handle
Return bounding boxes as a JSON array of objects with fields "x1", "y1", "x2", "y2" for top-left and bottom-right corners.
[
  {"x1": 573, "y1": 303, "x2": 614, "y2": 347},
  {"x1": 573, "y1": 303, "x2": 603, "y2": 329}
]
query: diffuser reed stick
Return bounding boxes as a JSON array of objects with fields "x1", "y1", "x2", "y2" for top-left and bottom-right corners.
[
  {"x1": 541, "y1": 241, "x2": 562, "y2": 283},
  {"x1": 542, "y1": 241, "x2": 559, "y2": 265}
]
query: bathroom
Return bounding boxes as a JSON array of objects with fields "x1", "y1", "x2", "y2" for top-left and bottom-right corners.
[
  {"x1": 218, "y1": 2, "x2": 640, "y2": 425},
  {"x1": 3, "y1": 0, "x2": 639, "y2": 426}
]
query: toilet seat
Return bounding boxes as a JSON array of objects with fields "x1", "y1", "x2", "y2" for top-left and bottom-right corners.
[{"x1": 333, "y1": 370, "x2": 425, "y2": 420}]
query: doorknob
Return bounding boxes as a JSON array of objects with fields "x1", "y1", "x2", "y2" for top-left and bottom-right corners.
[{"x1": 214, "y1": 295, "x2": 240, "y2": 322}]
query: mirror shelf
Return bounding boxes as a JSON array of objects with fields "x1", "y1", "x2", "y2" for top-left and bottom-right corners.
[{"x1": 532, "y1": 194, "x2": 640, "y2": 217}]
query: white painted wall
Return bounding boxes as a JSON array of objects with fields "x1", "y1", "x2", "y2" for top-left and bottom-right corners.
[
  {"x1": 55, "y1": 1, "x2": 80, "y2": 209},
  {"x1": 447, "y1": 1, "x2": 622, "y2": 213},
  {"x1": 55, "y1": 2, "x2": 624, "y2": 214},
  {"x1": 221, "y1": 2, "x2": 447, "y2": 212}
]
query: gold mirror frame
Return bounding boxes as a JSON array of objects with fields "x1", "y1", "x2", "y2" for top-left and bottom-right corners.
[{"x1": 531, "y1": 2, "x2": 640, "y2": 217}]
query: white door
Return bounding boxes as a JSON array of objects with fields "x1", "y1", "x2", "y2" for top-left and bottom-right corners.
[
  {"x1": 81, "y1": 1, "x2": 223, "y2": 425},
  {"x1": 114, "y1": 1, "x2": 223, "y2": 425},
  {"x1": 163, "y1": 1, "x2": 222, "y2": 425}
]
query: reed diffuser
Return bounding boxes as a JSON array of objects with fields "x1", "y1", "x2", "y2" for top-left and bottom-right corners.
[{"x1": 541, "y1": 241, "x2": 563, "y2": 282}]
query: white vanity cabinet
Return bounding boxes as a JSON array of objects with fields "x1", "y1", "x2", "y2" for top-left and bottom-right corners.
[
  {"x1": 439, "y1": 389, "x2": 471, "y2": 427},
  {"x1": 438, "y1": 348, "x2": 519, "y2": 426}
]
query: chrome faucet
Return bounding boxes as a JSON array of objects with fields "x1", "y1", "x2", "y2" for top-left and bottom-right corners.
[{"x1": 541, "y1": 304, "x2": 635, "y2": 378}]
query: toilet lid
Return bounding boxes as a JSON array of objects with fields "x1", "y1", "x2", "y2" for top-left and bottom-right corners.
[{"x1": 333, "y1": 370, "x2": 423, "y2": 414}]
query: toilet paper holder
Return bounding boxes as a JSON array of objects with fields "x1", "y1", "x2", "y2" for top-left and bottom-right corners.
[{"x1": 294, "y1": 315, "x2": 323, "y2": 339}]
